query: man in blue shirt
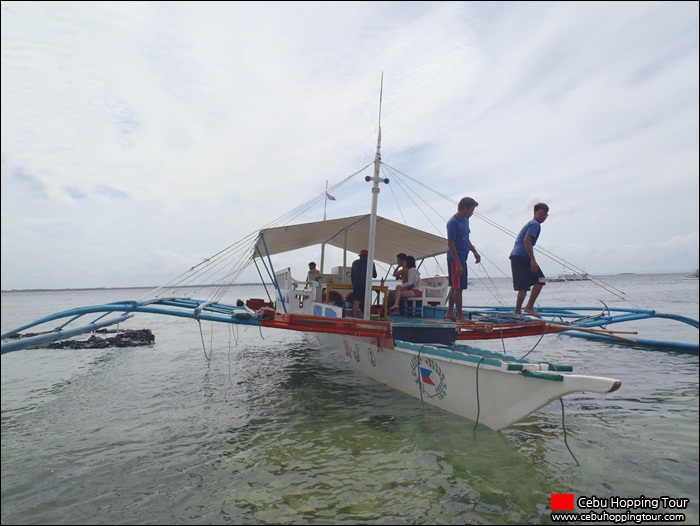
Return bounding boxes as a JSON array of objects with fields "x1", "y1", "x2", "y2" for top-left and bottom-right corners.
[
  {"x1": 446, "y1": 197, "x2": 480, "y2": 323},
  {"x1": 509, "y1": 202, "x2": 549, "y2": 317}
]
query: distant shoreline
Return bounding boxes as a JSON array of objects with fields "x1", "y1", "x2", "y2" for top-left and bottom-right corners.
[
  {"x1": 2, "y1": 271, "x2": 696, "y2": 293},
  {"x1": 1, "y1": 283, "x2": 269, "y2": 293}
]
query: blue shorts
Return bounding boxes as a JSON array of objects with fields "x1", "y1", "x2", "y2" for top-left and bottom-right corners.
[{"x1": 447, "y1": 259, "x2": 468, "y2": 290}]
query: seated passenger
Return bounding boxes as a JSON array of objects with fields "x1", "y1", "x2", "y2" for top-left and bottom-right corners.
[
  {"x1": 392, "y1": 253, "x2": 409, "y2": 283},
  {"x1": 306, "y1": 261, "x2": 321, "y2": 283},
  {"x1": 388, "y1": 255, "x2": 421, "y2": 313}
]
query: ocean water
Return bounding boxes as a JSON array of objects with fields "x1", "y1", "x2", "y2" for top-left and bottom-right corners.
[{"x1": 1, "y1": 273, "x2": 698, "y2": 525}]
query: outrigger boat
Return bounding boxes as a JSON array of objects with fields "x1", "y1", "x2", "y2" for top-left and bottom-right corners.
[
  {"x1": 2, "y1": 95, "x2": 698, "y2": 431},
  {"x1": 0, "y1": 228, "x2": 625, "y2": 430}
]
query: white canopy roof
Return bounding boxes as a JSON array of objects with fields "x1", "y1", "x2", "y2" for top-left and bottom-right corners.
[{"x1": 253, "y1": 214, "x2": 447, "y2": 265}]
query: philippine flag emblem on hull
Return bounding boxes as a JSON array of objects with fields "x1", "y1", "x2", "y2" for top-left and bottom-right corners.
[
  {"x1": 410, "y1": 356, "x2": 447, "y2": 400},
  {"x1": 419, "y1": 367, "x2": 436, "y2": 386}
]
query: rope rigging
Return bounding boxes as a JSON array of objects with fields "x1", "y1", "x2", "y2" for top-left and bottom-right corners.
[
  {"x1": 129, "y1": 154, "x2": 669, "y2": 326},
  {"x1": 379, "y1": 160, "x2": 629, "y2": 304}
]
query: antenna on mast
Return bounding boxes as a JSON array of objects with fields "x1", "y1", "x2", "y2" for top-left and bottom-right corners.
[
  {"x1": 363, "y1": 74, "x2": 390, "y2": 320},
  {"x1": 377, "y1": 72, "x2": 383, "y2": 130}
]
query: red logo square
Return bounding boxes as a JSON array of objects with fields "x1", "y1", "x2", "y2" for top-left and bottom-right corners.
[{"x1": 551, "y1": 493, "x2": 575, "y2": 510}]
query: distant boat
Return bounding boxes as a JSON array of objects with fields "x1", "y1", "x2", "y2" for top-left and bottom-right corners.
[{"x1": 547, "y1": 270, "x2": 589, "y2": 282}]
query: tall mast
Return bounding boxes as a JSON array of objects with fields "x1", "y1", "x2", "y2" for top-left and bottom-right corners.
[
  {"x1": 363, "y1": 75, "x2": 389, "y2": 320},
  {"x1": 320, "y1": 180, "x2": 328, "y2": 273}
]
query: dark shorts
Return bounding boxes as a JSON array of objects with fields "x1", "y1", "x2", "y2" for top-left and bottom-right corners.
[
  {"x1": 447, "y1": 259, "x2": 468, "y2": 290},
  {"x1": 510, "y1": 255, "x2": 546, "y2": 291},
  {"x1": 352, "y1": 286, "x2": 365, "y2": 306}
]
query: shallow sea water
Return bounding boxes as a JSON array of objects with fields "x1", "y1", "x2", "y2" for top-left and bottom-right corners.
[{"x1": 2, "y1": 273, "x2": 698, "y2": 524}]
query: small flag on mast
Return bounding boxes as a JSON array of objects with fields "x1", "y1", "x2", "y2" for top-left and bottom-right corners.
[{"x1": 326, "y1": 192, "x2": 336, "y2": 201}]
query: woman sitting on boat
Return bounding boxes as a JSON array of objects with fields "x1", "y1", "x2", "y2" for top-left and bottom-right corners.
[{"x1": 388, "y1": 255, "x2": 421, "y2": 314}]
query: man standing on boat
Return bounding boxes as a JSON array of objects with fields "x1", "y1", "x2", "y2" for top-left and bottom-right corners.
[
  {"x1": 446, "y1": 197, "x2": 480, "y2": 323},
  {"x1": 509, "y1": 202, "x2": 549, "y2": 318},
  {"x1": 351, "y1": 249, "x2": 377, "y2": 318}
]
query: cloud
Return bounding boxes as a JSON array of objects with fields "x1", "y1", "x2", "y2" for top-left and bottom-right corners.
[{"x1": 1, "y1": 1, "x2": 698, "y2": 290}]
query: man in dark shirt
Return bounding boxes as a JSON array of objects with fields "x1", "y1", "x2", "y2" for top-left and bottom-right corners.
[{"x1": 351, "y1": 249, "x2": 377, "y2": 318}]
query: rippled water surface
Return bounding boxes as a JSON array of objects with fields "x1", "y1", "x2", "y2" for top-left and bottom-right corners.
[{"x1": 2, "y1": 273, "x2": 698, "y2": 524}]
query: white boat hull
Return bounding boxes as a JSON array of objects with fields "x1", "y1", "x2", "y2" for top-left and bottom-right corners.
[{"x1": 314, "y1": 333, "x2": 620, "y2": 431}]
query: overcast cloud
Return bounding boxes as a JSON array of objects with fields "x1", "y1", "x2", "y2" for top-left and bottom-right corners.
[{"x1": 1, "y1": 1, "x2": 698, "y2": 290}]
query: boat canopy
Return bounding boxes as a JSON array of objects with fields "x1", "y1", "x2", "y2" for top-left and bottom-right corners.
[{"x1": 253, "y1": 214, "x2": 447, "y2": 265}]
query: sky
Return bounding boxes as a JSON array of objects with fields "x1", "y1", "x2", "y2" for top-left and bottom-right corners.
[{"x1": 1, "y1": 1, "x2": 698, "y2": 290}]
